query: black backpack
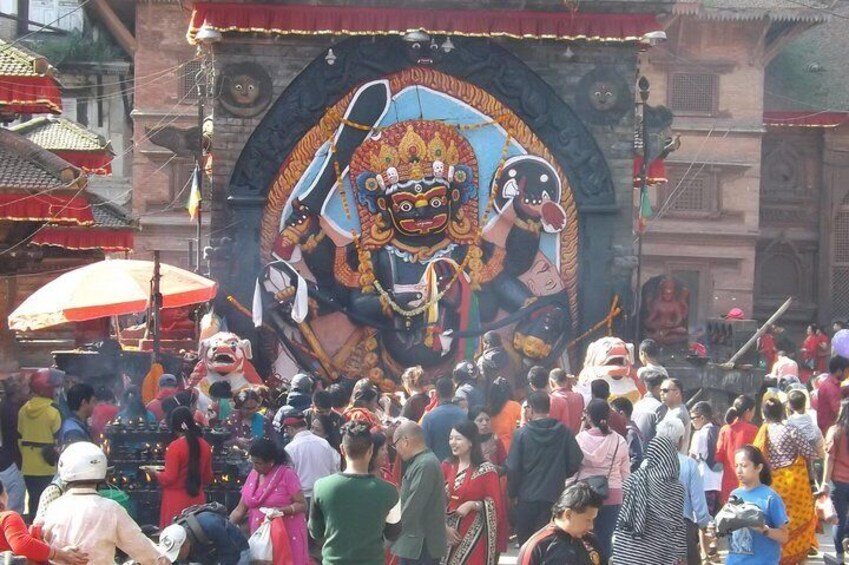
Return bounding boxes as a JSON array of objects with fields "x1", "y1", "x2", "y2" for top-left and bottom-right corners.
[{"x1": 173, "y1": 502, "x2": 228, "y2": 560}]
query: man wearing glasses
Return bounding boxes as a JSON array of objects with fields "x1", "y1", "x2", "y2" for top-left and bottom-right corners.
[
  {"x1": 657, "y1": 378, "x2": 691, "y2": 453},
  {"x1": 390, "y1": 421, "x2": 447, "y2": 565}
]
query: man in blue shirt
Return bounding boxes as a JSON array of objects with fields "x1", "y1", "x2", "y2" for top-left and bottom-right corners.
[
  {"x1": 655, "y1": 416, "x2": 711, "y2": 565},
  {"x1": 58, "y1": 383, "x2": 95, "y2": 448},
  {"x1": 420, "y1": 377, "x2": 466, "y2": 462},
  {"x1": 158, "y1": 509, "x2": 249, "y2": 565}
]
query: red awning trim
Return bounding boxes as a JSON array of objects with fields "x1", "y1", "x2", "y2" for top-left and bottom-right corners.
[
  {"x1": 52, "y1": 151, "x2": 113, "y2": 175},
  {"x1": 188, "y1": 3, "x2": 659, "y2": 44},
  {"x1": 0, "y1": 193, "x2": 94, "y2": 225},
  {"x1": 633, "y1": 156, "x2": 668, "y2": 187},
  {"x1": 0, "y1": 76, "x2": 62, "y2": 115},
  {"x1": 763, "y1": 111, "x2": 849, "y2": 128},
  {"x1": 29, "y1": 227, "x2": 134, "y2": 252}
]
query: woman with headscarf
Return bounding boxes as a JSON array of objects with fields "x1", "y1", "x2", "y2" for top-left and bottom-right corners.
[
  {"x1": 610, "y1": 435, "x2": 687, "y2": 565},
  {"x1": 343, "y1": 382, "x2": 383, "y2": 429},
  {"x1": 753, "y1": 396, "x2": 817, "y2": 565}
]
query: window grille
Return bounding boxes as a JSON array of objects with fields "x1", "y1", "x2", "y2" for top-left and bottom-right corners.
[
  {"x1": 179, "y1": 61, "x2": 202, "y2": 101},
  {"x1": 669, "y1": 72, "x2": 717, "y2": 115}
]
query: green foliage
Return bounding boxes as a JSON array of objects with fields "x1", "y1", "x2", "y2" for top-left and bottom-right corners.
[{"x1": 24, "y1": 30, "x2": 124, "y2": 67}]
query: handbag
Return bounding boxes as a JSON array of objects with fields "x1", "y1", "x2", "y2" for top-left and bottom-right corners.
[
  {"x1": 574, "y1": 437, "x2": 620, "y2": 500},
  {"x1": 816, "y1": 493, "x2": 838, "y2": 525},
  {"x1": 715, "y1": 495, "x2": 766, "y2": 534}
]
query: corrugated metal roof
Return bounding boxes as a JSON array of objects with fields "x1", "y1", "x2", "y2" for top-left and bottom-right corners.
[
  {"x1": 675, "y1": 0, "x2": 830, "y2": 22},
  {"x1": 764, "y1": 1, "x2": 849, "y2": 112}
]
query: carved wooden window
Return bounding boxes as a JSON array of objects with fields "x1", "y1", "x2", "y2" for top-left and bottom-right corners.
[
  {"x1": 170, "y1": 161, "x2": 196, "y2": 202},
  {"x1": 660, "y1": 168, "x2": 720, "y2": 218},
  {"x1": 179, "y1": 60, "x2": 202, "y2": 102},
  {"x1": 832, "y1": 197, "x2": 849, "y2": 319},
  {"x1": 668, "y1": 72, "x2": 718, "y2": 116}
]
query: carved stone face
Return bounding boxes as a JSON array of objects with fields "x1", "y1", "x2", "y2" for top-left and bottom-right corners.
[
  {"x1": 589, "y1": 81, "x2": 619, "y2": 111},
  {"x1": 229, "y1": 74, "x2": 261, "y2": 106},
  {"x1": 382, "y1": 180, "x2": 451, "y2": 237}
]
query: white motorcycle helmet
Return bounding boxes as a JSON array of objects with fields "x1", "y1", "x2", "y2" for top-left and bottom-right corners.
[{"x1": 58, "y1": 441, "x2": 108, "y2": 482}]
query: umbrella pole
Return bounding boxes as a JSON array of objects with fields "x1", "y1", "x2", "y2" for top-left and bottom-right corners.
[{"x1": 152, "y1": 251, "x2": 162, "y2": 363}]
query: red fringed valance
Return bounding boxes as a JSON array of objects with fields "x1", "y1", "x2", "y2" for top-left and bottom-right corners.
[
  {"x1": 188, "y1": 3, "x2": 659, "y2": 43},
  {"x1": 29, "y1": 227, "x2": 134, "y2": 252},
  {"x1": 633, "y1": 156, "x2": 668, "y2": 187},
  {"x1": 0, "y1": 76, "x2": 62, "y2": 115},
  {"x1": 52, "y1": 151, "x2": 113, "y2": 175},
  {"x1": 0, "y1": 193, "x2": 94, "y2": 225},
  {"x1": 764, "y1": 111, "x2": 849, "y2": 128}
]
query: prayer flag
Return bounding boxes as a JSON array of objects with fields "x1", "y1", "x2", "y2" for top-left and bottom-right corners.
[{"x1": 187, "y1": 164, "x2": 201, "y2": 220}]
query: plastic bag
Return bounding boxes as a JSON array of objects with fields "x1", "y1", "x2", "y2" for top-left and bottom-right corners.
[
  {"x1": 817, "y1": 494, "x2": 838, "y2": 526},
  {"x1": 248, "y1": 519, "x2": 274, "y2": 563}
]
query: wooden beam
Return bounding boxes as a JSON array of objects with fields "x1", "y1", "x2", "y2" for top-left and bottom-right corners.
[
  {"x1": 89, "y1": 0, "x2": 136, "y2": 57},
  {"x1": 762, "y1": 21, "x2": 818, "y2": 66}
]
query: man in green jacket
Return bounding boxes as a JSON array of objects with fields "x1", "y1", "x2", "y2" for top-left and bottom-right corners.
[{"x1": 391, "y1": 421, "x2": 447, "y2": 564}]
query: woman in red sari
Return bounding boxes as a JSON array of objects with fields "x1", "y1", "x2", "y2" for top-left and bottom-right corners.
[
  {"x1": 817, "y1": 326, "x2": 831, "y2": 374},
  {"x1": 442, "y1": 420, "x2": 507, "y2": 565},
  {"x1": 716, "y1": 395, "x2": 758, "y2": 503},
  {"x1": 801, "y1": 324, "x2": 823, "y2": 382}
]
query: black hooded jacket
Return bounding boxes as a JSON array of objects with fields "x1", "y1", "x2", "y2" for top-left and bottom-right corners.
[{"x1": 506, "y1": 418, "x2": 583, "y2": 503}]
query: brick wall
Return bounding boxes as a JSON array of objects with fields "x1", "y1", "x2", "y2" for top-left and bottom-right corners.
[
  {"x1": 131, "y1": 1, "x2": 200, "y2": 267},
  {"x1": 639, "y1": 18, "x2": 770, "y2": 321}
]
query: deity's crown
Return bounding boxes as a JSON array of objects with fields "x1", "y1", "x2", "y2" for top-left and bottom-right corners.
[{"x1": 349, "y1": 120, "x2": 478, "y2": 204}]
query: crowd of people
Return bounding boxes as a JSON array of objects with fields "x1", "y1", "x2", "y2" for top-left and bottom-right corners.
[{"x1": 2, "y1": 331, "x2": 849, "y2": 564}]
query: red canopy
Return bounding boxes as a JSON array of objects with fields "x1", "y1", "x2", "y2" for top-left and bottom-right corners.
[
  {"x1": 0, "y1": 192, "x2": 94, "y2": 225},
  {"x1": 0, "y1": 75, "x2": 61, "y2": 116},
  {"x1": 52, "y1": 151, "x2": 112, "y2": 175},
  {"x1": 188, "y1": 3, "x2": 659, "y2": 43},
  {"x1": 29, "y1": 227, "x2": 134, "y2": 252},
  {"x1": 764, "y1": 111, "x2": 849, "y2": 128}
]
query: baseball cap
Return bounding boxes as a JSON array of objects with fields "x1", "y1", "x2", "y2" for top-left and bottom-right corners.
[
  {"x1": 159, "y1": 374, "x2": 178, "y2": 388},
  {"x1": 290, "y1": 373, "x2": 314, "y2": 393},
  {"x1": 157, "y1": 524, "x2": 187, "y2": 562},
  {"x1": 274, "y1": 405, "x2": 306, "y2": 430}
]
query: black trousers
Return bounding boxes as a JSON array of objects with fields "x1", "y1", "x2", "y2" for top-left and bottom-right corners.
[
  {"x1": 514, "y1": 500, "x2": 553, "y2": 545},
  {"x1": 24, "y1": 475, "x2": 53, "y2": 518},
  {"x1": 685, "y1": 518, "x2": 700, "y2": 565}
]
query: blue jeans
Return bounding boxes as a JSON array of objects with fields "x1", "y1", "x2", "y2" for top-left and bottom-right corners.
[
  {"x1": 593, "y1": 503, "x2": 621, "y2": 560},
  {"x1": 833, "y1": 480, "x2": 849, "y2": 557}
]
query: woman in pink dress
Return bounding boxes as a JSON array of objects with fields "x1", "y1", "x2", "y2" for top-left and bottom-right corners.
[{"x1": 229, "y1": 438, "x2": 309, "y2": 565}]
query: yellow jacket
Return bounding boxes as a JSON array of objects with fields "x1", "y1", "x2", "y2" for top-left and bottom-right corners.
[{"x1": 18, "y1": 396, "x2": 61, "y2": 476}]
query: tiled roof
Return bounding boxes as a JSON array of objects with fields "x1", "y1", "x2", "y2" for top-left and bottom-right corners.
[
  {"x1": 764, "y1": 1, "x2": 849, "y2": 112},
  {"x1": 0, "y1": 39, "x2": 53, "y2": 77},
  {"x1": 87, "y1": 192, "x2": 136, "y2": 229},
  {"x1": 10, "y1": 117, "x2": 112, "y2": 153},
  {"x1": 0, "y1": 128, "x2": 83, "y2": 191}
]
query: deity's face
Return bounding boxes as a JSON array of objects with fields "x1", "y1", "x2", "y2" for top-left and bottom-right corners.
[
  {"x1": 381, "y1": 179, "x2": 452, "y2": 237},
  {"x1": 589, "y1": 81, "x2": 619, "y2": 111},
  {"x1": 660, "y1": 279, "x2": 676, "y2": 301},
  {"x1": 520, "y1": 253, "x2": 565, "y2": 296}
]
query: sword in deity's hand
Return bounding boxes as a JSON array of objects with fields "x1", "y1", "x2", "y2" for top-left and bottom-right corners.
[{"x1": 274, "y1": 80, "x2": 391, "y2": 260}]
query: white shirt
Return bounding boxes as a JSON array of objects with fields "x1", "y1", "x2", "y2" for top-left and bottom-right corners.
[
  {"x1": 42, "y1": 487, "x2": 163, "y2": 565},
  {"x1": 284, "y1": 430, "x2": 340, "y2": 497},
  {"x1": 690, "y1": 423, "x2": 722, "y2": 492}
]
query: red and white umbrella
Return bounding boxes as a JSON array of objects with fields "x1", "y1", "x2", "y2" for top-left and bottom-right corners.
[{"x1": 8, "y1": 259, "x2": 217, "y2": 331}]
